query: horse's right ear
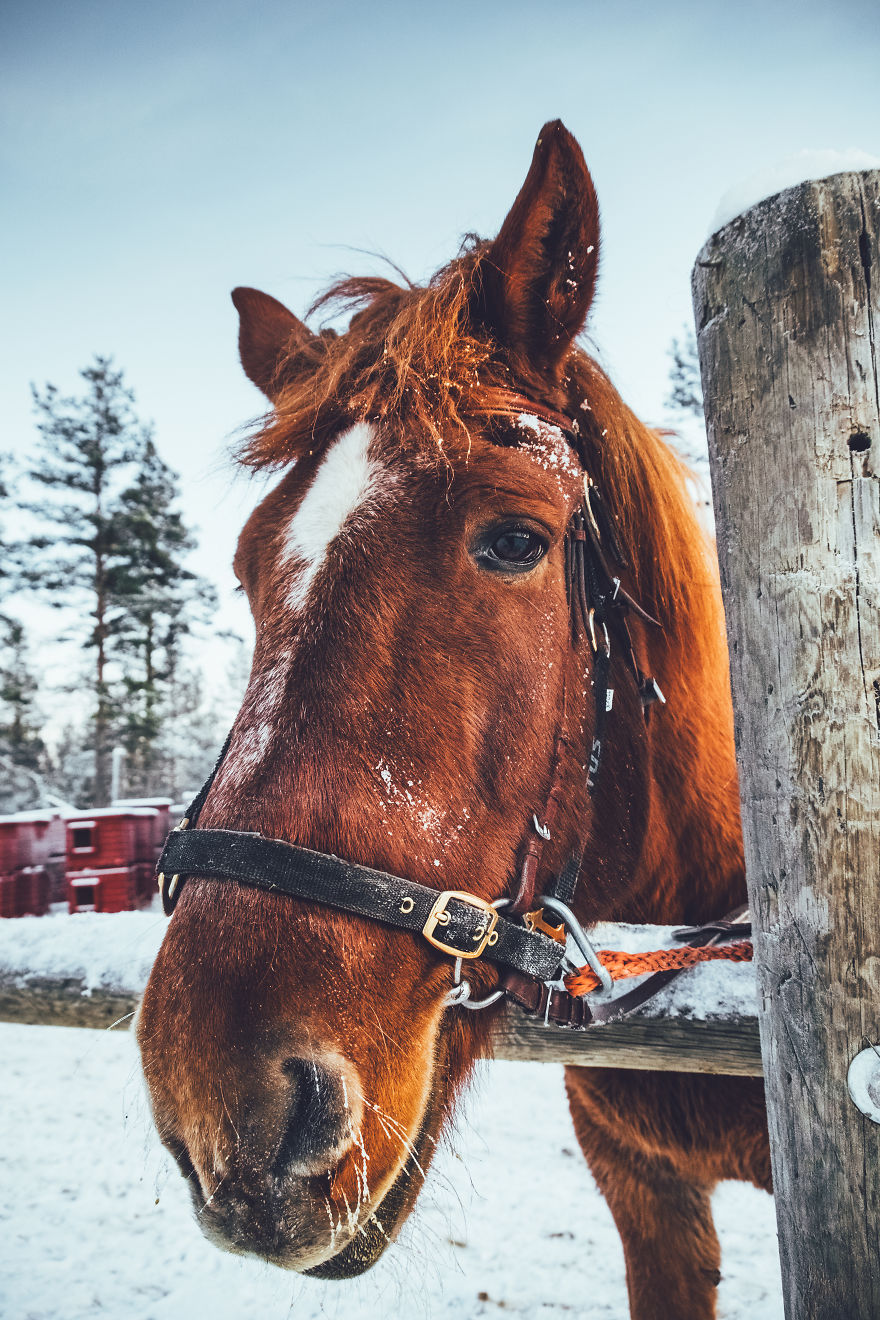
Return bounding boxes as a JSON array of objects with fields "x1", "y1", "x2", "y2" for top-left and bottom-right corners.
[
  {"x1": 231, "y1": 287, "x2": 314, "y2": 401},
  {"x1": 477, "y1": 121, "x2": 600, "y2": 380}
]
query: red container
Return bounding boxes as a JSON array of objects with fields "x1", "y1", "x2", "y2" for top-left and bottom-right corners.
[
  {"x1": 25, "y1": 812, "x2": 67, "y2": 903},
  {"x1": 24, "y1": 812, "x2": 66, "y2": 867},
  {"x1": 67, "y1": 865, "x2": 140, "y2": 914},
  {"x1": 0, "y1": 815, "x2": 61, "y2": 915},
  {"x1": 68, "y1": 873, "x2": 99, "y2": 913},
  {"x1": 113, "y1": 799, "x2": 173, "y2": 859},
  {"x1": 0, "y1": 874, "x2": 20, "y2": 918},
  {"x1": 65, "y1": 809, "x2": 149, "y2": 872},
  {"x1": 151, "y1": 804, "x2": 172, "y2": 855},
  {"x1": 0, "y1": 869, "x2": 48, "y2": 918},
  {"x1": 132, "y1": 810, "x2": 159, "y2": 864},
  {"x1": 132, "y1": 861, "x2": 157, "y2": 903},
  {"x1": 17, "y1": 867, "x2": 49, "y2": 916},
  {"x1": 0, "y1": 817, "x2": 37, "y2": 873}
]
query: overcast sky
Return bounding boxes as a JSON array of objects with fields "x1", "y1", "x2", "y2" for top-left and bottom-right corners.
[{"x1": 2, "y1": 0, "x2": 879, "y2": 661}]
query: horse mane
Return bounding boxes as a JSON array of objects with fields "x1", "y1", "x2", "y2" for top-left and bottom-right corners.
[{"x1": 238, "y1": 246, "x2": 721, "y2": 658}]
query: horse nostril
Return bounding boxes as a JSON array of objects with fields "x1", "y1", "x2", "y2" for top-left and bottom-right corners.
[{"x1": 273, "y1": 1057, "x2": 354, "y2": 1176}]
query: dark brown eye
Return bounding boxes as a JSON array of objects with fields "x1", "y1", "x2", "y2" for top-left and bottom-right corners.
[{"x1": 478, "y1": 527, "x2": 549, "y2": 572}]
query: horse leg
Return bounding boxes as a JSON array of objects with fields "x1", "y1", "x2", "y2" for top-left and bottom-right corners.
[
  {"x1": 590, "y1": 1147, "x2": 720, "y2": 1320},
  {"x1": 566, "y1": 1075, "x2": 723, "y2": 1320}
]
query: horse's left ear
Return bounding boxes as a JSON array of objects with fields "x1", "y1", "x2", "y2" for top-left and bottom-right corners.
[
  {"x1": 479, "y1": 120, "x2": 600, "y2": 377},
  {"x1": 231, "y1": 286, "x2": 315, "y2": 401}
]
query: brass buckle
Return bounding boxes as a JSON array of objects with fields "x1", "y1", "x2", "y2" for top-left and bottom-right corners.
[{"x1": 423, "y1": 890, "x2": 500, "y2": 960}]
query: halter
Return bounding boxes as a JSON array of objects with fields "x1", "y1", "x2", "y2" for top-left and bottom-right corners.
[{"x1": 157, "y1": 399, "x2": 686, "y2": 1020}]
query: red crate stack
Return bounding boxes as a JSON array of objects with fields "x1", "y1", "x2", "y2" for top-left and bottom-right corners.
[
  {"x1": 113, "y1": 798, "x2": 174, "y2": 902},
  {"x1": 65, "y1": 807, "x2": 157, "y2": 914},
  {"x1": 26, "y1": 811, "x2": 67, "y2": 903},
  {"x1": 0, "y1": 815, "x2": 53, "y2": 918}
]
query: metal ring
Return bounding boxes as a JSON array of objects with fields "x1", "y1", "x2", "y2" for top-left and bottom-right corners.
[
  {"x1": 443, "y1": 980, "x2": 473, "y2": 1007},
  {"x1": 446, "y1": 899, "x2": 510, "y2": 1010}
]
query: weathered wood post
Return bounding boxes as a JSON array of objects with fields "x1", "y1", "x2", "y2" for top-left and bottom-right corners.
[{"x1": 694, "y1": 171, "x2": 880, "y2": 1318}]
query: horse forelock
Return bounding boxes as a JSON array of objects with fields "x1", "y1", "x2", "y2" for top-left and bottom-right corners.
[{"x1": 235, "y1": 248, "x2": 719, "y2": 665}]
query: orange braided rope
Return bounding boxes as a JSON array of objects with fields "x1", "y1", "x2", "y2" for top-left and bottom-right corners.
[{"x1": 563, "y1": 939, "x2": 754, "y2": 997}]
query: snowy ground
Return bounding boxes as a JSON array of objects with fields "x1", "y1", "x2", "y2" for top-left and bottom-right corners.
[{"x1": 0, "y1": 1024, "x2": 782, "y2": 1320}]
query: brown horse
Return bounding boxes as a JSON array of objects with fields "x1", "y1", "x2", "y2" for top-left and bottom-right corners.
[{"x1": 137, "y1": 121, "x2": 770, "y2": 1319}]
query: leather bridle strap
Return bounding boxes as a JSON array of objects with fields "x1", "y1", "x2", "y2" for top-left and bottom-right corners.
[{"x1": 157, "y1": 827, "x2": 564, "y2": 981}]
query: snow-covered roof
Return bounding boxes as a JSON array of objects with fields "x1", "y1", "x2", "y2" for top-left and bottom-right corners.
[
  {"x1": 112, "y1": 798, "x2": 174, "y2": 808},
  {"x1": 0, "y1": 810, "x2": 63, "y2": 825},
  {"x1": 63, "y1": 807, "x2": 158, "y2": 820}
]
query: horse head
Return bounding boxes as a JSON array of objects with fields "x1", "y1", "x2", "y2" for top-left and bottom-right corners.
[{"x1": 137, "y1": 121, "x2": 720, "y2": 1275}]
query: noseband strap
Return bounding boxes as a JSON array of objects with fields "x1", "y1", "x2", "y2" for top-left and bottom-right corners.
[{"x1": 157, "y1": 827, "x2": 564, "y2": 980}]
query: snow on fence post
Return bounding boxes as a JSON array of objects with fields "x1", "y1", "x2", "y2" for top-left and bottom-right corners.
[{"x1": 693, "y1": 169, "x2": 880, "y2": 1320}]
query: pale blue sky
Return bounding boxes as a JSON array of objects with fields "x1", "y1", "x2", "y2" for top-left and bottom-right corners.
[{"x1": 2, "y1": 0, "x2": 879, "y2": 652}]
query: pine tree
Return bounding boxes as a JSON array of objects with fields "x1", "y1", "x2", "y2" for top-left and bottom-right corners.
[
  {"x1": 0, "y1": 453, "x2": 13, "y2": 597},
  {"x1": 158, "y1": 665, "x2": 224, "y2": 798},
  {"x1": 48, "y1": 721, "x2": 97, "y2": 808},
  {"x1": 0, "y1": 457, "x2": 51, "y2": 787},
  {"x1": 665, "y1": 329, "x2": 703, "y2": 418},
  {"x1": 112, "y1": 437, "x2": 217, "y2": 794},
  {"x1": 23, "y1": 357, "x2": 144, "y2": 804},
  {"x1": 0, "y1": 618, "x2": 46, "y2": 773}
]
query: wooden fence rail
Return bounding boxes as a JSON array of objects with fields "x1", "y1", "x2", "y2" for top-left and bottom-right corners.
[
  {"x1": 694, "y1": 168, "x2": 880, "y2": 1320},
  {"x1": 0, "y1": 912, "x2": 762, "y2": 1075}
]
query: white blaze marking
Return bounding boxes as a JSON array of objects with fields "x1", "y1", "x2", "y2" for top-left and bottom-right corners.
[{"x1": 281, "y1": 422, "x2": 389, "y2": 611}]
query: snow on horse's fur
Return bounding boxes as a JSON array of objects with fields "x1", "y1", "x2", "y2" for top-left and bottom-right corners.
[{"x1": 137, "y1": 121, "x2": 769, "y2": 1319}]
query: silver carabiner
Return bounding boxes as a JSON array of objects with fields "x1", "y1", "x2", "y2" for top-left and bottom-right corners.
[
  {"x1": 443, "y1": 898, "x2": 510, "y2": 1010},
  {"x1": 537, "y1": 894, "x2": 614, "y2": 993}
]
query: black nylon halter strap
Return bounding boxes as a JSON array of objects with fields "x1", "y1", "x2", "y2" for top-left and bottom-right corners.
[{"x1": 157, "y1": 827, "x2": 564, "y2": 981}]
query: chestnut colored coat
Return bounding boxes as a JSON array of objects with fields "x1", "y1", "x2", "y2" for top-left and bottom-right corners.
[{"x1": 137, "y1": 121, "x2": 769, "y2": 1320}]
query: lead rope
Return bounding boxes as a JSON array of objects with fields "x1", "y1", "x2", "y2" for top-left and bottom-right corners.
[{"x1": 562, "y1": 937, "x2": 753, "y2": 996}]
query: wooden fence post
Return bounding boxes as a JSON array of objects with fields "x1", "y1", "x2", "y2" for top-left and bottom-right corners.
[{"x1": 694, "y1": 171, "x2": 880, "y2": 1318}]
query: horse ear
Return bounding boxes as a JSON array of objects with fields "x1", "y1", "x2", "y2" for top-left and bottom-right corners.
[
  {"x1": 231, "y1": 287, "x2": 314, "y2": 401},
  {"x1": 480, "y1": 120, "x2": 600, "y2": 377}
]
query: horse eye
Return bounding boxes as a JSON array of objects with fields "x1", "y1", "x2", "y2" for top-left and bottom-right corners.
[{"x1": 479, "y1": 527, "x2": 548, "y2": 572}]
